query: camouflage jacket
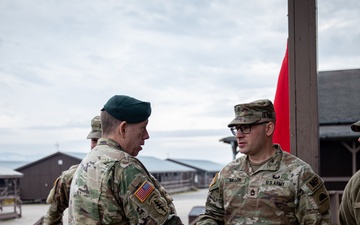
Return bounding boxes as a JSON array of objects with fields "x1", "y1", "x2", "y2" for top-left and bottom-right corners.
[
  {"x1": 68, "y1": 138, "x2": 183, "y2": 225},
  {"x1": 43, "y1": 164, "x2": 78, "y2": 225},
  {"x1": 339, "y1": 169, "x2": 360, "y2": 225},
  {"x1": 196, "y1": 145, "x2": 331, "y2": 225}
]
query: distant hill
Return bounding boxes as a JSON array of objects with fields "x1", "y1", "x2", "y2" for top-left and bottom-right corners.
[{"x1": 0, "y1": 152, "x2": 46, "y2": 162}]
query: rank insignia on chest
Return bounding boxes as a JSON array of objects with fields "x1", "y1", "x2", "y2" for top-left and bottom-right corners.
[{"x1": 134, "y1": 181, "x2": 154, "y2": 202}]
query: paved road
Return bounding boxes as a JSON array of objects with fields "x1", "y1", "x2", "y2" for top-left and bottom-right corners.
[{"x1": 1, "y1": 188, "x2": 208, "y2": 225}]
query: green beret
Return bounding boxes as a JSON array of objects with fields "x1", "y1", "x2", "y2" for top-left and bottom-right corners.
[
  {"x1": 102, "y1": 95, "x2": 151, "y2": 123},
  {"x1": 228, "y1": 99, "x2": 276, "y2": 127},
  {"x1": 351, "y1": 120, "x2": 360, "y2": 132}
]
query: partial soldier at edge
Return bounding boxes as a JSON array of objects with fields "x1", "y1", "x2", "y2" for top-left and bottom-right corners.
[
  {"x1": 338, "y1": 120, "x2": 360, "y2": 225},
  {"x1": 42, "y1": 115, "x2": 101, "y2": 225}
]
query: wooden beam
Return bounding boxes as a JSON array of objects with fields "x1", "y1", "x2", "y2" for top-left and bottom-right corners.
[{"x1": 288, "y1": 0, "x2": 319, "y2": 173}]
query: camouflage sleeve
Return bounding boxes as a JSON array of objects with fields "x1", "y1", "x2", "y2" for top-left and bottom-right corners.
[
  {"x1": 43, "y1": 166, "x2": 77, "y2": 225},
  {"x1": 43, "y1": 177, "x2": 68, "y2": 225},
  {"x1": 116, "y1": 164, "x2": 183, "y2": 225},
  {"x1": 296, "y1": 173, "x2": 331, "y2": 224},
  {"x1": 196, "y1": 173, "x2": 225, "y2": 225},
  {"x1": 339, "y1": 170, "x2": 360, "y2": 225},
  {"x1": 149, "y1": 174, "x2": 177, "y2": 214}
]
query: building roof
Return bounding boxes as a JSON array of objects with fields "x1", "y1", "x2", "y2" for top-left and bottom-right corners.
[
  {"x1": 0, "y1": 151, "x2": 194, "y2": 174},
  {"x1": 138, "y1": 156, "x2": 195, "y2": 173},
  {"x1": 318, "y1": 69, "x2": 360, "y2": 125},
  {"x1": 0, "y1": 166, "x2": 23, "y2": 179},
  {"x1": 15, "y1": 151, "x2": 83, "y2": 170},
  {"x1": 167, "y1": 158, "x2": 224, "y2": 172}
]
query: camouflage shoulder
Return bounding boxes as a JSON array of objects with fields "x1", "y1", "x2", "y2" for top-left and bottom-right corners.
[
  {"x1": 301, "y1": 173, "x2": 330, "y2": 213},
  {"x1": 209, "y1": 173, "x2": 219, "y2": 190},
  {"x1": 46, "y1": 177, "x2": 60, "y2": 204}
]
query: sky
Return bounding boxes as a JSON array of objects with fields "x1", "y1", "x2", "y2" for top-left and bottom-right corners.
[{"x1": 0, "y1": 0, "x2": 359, "y2": 165}]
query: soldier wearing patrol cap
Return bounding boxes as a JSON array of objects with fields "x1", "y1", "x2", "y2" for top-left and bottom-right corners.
[
  {"x1": 68, "y1": 95, "x2": 183, "y2": 225},
  {"x1": 196, "y1": 99, "x2": 331, "y2": 224},
  {"x1": 43, "y1": 115, "x2": 102, "y2": 225},
  {"x1": 339, "y1": 120, "x2": 360, "y2": 225}
]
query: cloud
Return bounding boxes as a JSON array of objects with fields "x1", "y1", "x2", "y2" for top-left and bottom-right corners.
[{"x1": 0, "y1": 0, "x2": 359, "y2": 164}]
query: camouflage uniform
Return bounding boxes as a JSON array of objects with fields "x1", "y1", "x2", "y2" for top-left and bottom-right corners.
[
  {"x1": 196, "y1": 145, "x2": 331, "y2": 225},
  {"x1": 338, "y1": 120, "x2": 360, "y2": 225},
  {"x1": 339, "y1": 170, "x2": 360, "y2": 225},
  {"x1": 68, "y1": 138, "x2": 183, "y2": 225},
  {"x1": 43, "y1": 165, "x2": 78, "y2": 225},
  {"x1": 43, "y1": 115, "x2": 101, "y2": 225}
]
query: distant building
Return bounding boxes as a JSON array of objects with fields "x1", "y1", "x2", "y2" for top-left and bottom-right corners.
[
  {"x1": 138, "y1": 156, "x2": 196, "y2": 193},
  {"x1": 0, "y1": 166, "x2": 23, "y2": 220},
  {"x1": 15, "y1": 152, "x2": 81, "y2": 201},
  {"x1": 167, "y1": 158, "x2": 224, "y2": 188}
]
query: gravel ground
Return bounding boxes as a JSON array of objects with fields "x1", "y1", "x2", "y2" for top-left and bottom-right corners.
[{"x1": 1, "y1": 188, "x2": 208, "y2": 225}]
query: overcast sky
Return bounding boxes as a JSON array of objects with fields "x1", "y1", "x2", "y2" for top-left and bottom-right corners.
[{"x1": 0, "y1": 0, "x2": 359, "y2": 165}]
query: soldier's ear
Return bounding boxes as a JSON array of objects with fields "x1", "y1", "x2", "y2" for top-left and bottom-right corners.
[
  {"x1": 119, "y1": 121, "x2": 127, "y2": 138},
  {"x1": 266, "y1": 122, "x2": 275, "y2": 136}
]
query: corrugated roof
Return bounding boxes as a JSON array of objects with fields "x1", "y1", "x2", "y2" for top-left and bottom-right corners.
[
  {"x1": 319, "y1": 125, "x2": 359, "y2": 140},
  {"x1": 167, "y1": 158, "x2": 224, "y2": 172},
  {"x1": 138, "y1": 156, "x2": 195, "y2": 173},
  {"x1": 0, "y1": 166, "x2": 23, "y2": 178},
  {"x1": 318, "y1": 69, "x2": 360, "y2": 124}
]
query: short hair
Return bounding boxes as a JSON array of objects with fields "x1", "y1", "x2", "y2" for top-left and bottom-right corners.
[{"x1": 100, "y1": 110, "x2": 122, "y2": 136}]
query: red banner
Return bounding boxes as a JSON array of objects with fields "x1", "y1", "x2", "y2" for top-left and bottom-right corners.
[{"x1": 273, "y1": 44, "x2": 290, "y2": 152}]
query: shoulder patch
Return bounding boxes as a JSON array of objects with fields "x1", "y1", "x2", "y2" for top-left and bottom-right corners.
[
  {"x1": 134, "y1": 181, "x2": 154, "y2": 202},
  {"x1": 306, "y1": 174, "x2": 322, "y2": 192},
  {"x1": 209, "y1": 173, "x2": 218, "y2": 188}
]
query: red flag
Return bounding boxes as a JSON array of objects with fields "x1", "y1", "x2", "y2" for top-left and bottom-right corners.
[{"x1": 273, "y1": 44, "x2": 290, "y2": 152}]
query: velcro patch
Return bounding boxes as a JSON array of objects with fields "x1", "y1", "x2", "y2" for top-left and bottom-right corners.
[
  {"x1": 134, "y1": 181, "x2": 154, "y2": 202},
  {"x1": 318, "y1": 192, "x2": 329, "y2": 204},
  {"x1": 306, "y1": 174, "x2": 322, "y2": 192},
  {"x1": 209, "y1": 173, "x2": 218, "y2": 188}
]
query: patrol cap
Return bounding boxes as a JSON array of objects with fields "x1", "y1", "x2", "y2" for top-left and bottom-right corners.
[
  {"x1": 101, "y1": 95, "x2": 151, "y2": 123},
  {"x1": 87, "y1": 115, "x2": 102, "y2": 139},
  {"x1": 351, "y1": 120, "x2": 360, "y2": 132},
  {"x1": 228, "y1": 99, "x2": 276, "y2": 127}
]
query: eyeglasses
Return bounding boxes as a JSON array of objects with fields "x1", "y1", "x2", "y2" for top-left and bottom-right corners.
[{"x1": 230, "y1": 121, "x2": 269, "y2": 135}]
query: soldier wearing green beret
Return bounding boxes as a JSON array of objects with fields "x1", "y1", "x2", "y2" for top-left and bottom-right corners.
[
  {"x1": 43, "y1": 115, "x2": 102, "y2": 225},
  {"x1": 338, "y1": 120, "x2": 360, "y2": 225},
  {"x1": 196, "y1": 99, "x2": 331, "y2": 224},
  {"x1": 68, "y1": 95, "x2": 183, "y2": 225}
]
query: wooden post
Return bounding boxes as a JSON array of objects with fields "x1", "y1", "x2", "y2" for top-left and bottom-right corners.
[{"x1": 288, "y1": 0, "x2": 319, "y2": 173}]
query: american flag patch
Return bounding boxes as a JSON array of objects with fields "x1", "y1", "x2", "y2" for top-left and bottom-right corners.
[{"x1": 134, "y1": 181, "x2": 154, "y2": 202}]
